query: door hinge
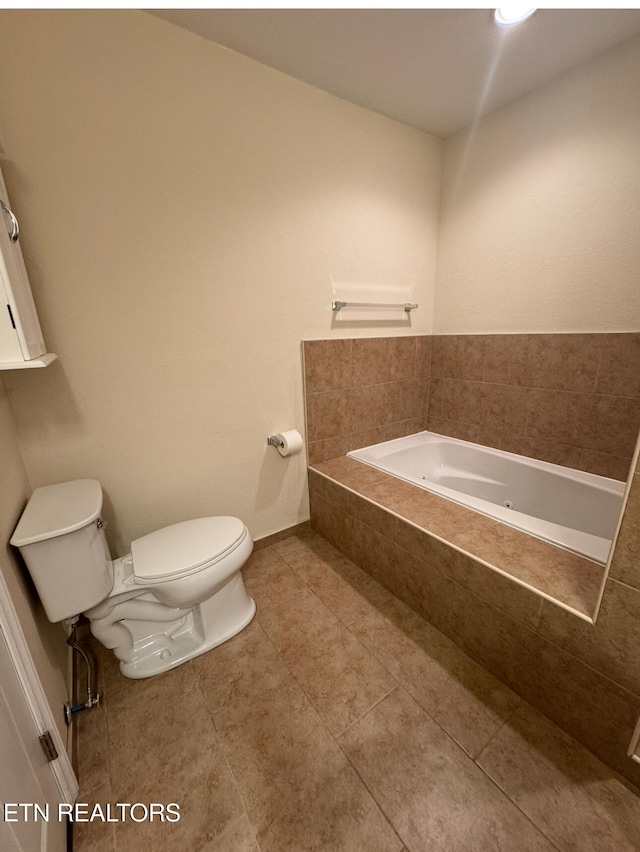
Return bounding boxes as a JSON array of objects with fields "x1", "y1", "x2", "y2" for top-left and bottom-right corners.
[
  {"x1": 39, "y1": 731, "x2": 58, "y2": 763},
  {"x1": 6, "y1": 304, "x2": 16, "y2": 329}
]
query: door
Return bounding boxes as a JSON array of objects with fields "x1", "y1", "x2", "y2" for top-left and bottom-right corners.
[{"x1": 0, "y1": 624, "x2": 67, "y2": 852}]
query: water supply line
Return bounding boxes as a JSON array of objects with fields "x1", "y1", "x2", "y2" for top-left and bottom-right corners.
[{"x1": 64, "y1": 616, "x2": 100, "y2": 727}]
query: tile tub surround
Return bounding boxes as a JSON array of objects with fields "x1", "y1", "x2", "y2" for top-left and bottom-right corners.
[
  {"x1": 428, "y1": 332, "x2": 640, "y2": 481},
  {"x1": 303, "y1": 336, "x2": 430, "y2": 465},
  {"x1": 310, "y1": 458, "x2": 603, "y2": 619},
  {"x1": 74, "y1": 530, "x2": 640, "y2": 852},
  {"x1": 308, "y1": 457, "x2": 640, "y2": 787},
  {"x1": 303, "y1": 332, "x2": 640, "y2": 480}
]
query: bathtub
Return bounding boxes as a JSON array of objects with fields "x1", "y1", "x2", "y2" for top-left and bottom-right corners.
[{"x1": 347, "y1": 432, "x2": 625, "y2": 564}]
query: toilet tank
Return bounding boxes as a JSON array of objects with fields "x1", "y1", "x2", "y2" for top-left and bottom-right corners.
[{"x1": 10, "y1": 479, "x2": 114, "y2": 623}]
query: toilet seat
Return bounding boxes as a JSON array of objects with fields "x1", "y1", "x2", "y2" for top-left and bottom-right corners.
[{"x1": 131, "y1": 517, "x2": 248, "y2": 584}]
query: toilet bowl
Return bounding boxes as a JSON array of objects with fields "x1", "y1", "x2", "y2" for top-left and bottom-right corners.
[{"x1": 10, "y1": 479, "x2": 256, "y2": 679}]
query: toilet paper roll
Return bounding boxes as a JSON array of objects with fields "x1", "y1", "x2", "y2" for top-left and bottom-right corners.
[{"x1": 274, "y1": 430, "x2": 304, "y2": 457}]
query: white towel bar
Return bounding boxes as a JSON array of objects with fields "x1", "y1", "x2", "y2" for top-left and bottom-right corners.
[{"x1": 331, "y1": 300, "x2": 418, "y2": 312}]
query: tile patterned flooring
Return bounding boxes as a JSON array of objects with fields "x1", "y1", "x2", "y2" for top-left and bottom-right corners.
[{"x1": 75, "y1": 531, "x2": 640, "y2": 851}]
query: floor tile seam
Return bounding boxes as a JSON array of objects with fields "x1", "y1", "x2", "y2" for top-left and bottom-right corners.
[
  {"x1": 105, "y1": 676, "x2": 226, "y2": 788},
  {"x1": 472, "y1": 699, "x2": 525, "y2": 767},
  {"x1": 194, "y1": 625, "x2": 291, "y2": 852},
  {"x1": 346, "y1": 608, "x2": 376, "y2": 638},
  {"x1": 248, "y1": 558, "x2": 338, "y2": 620},
  {"x1": 77, "y1": 777, "x2": 113, "y2": 806},
  {"x1": 246, "y1": 547, "x2": 290, "y2": 575},
  {"x1": 189, "y1": 663, "x2": 226, "y2": 727},
  {"x1": 434, "y1": 619, "x2": 640, "y2": 791},
  {"x1": 197, "y1": 619, "x2": 292, "y2": 724},
  {"x1": 104, "y1": 683, "x2": 211, "y2": 738},
  {"x1": 246, "y1": 575, "x2": 394, "y2": 723},
  {"x1": 77, "y1": 819, "x2": 115, "y2": 852},
  {"x1": 341, "y1": 558, "x2": 541, "y2": 702},
  {"x1": 253, "y1": 587, "x2": 352, "y2": 652},
  {"x1": 349, "y1": 616, "x2": 430, "y2": 704},
  {"x1": 278, "y1": 533, "x2": 396, "y2": 610},
  {"x1": 233, "y1": 614, "x2": 411, "y2": 840},
  {"x1": 385, "y1": 679, "x2": 524, "y2": 778},
  {"x1": 93, "y1": 695, "x2": 117, "y2": 797},
  {"x1": 276, "y1": 551, "x2": 392, "y2": 630},
  {"x1": 264, "y1": 545, "x2": 389, "y2": 637},
  {"x1": 316, "y1": 589, "x2": 416, "y2": 688},
  {"x1": 101, "y1": 680, "x2": 130, "y2": 702},
  {"x1": 213, "y1": 715, "x2": 263, "y2": 852},
  {"x1": 374, "y1": 684, "x2": 564, "y2": 848},
  {"x1": 270, "y1": 535, "x2": 349, "y2": 571},
  {"x1": 373, "y1": 664, "x2": 521, "y2": 763},
  {"x1": 259, "y1": 610, "x2": 402, "y2": 743},
  {"x1": 334, "y1": 686, "x2": 407, "y2": 852},
  {"x1": 470, "y1": 756, "x2": 565, "y2": 852},
  {"x1": 333, "y1": 682, "x2": 400, "y2": 741}
]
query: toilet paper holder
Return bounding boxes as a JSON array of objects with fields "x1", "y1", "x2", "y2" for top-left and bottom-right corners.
[{"x1": 267, "y1": 430, "x2": 304, "y2": 457}]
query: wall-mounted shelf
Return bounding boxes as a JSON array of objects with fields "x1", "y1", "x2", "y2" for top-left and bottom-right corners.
[
  {"x1": 332, "y1": 300, "x2": 418, "y2": 313},
  {"x1": 0, "y1": 353, "x2": 57, "y2": 371},
  {"x1": 0, "y1": 164, "x2": 55, "y2": 370}
]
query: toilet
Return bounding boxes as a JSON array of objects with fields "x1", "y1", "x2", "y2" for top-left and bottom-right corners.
[{"x1": 10, "y1": 479, "x2": 256, "y2": 679}]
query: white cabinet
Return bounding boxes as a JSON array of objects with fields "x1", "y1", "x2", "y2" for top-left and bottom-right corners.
[{"x1": 0, "y1": 165, "x2": 56, "y2": 369}]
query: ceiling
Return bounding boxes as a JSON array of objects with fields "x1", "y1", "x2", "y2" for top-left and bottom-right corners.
[{"x1": 149, "y1": 9, "x2": 640, "y2": 139}]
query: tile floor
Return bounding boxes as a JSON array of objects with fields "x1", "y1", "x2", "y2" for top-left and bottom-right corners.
[{"x1": 75, "y1": 530, "x2": 640, "y2": 851}]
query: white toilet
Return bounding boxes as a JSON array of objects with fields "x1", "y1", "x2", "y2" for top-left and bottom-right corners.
[{"x1": 11, "y1": 479, "x2": 256, "y2": 679}]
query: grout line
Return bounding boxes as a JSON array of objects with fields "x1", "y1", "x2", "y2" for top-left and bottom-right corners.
[
  {"x1": 340, "y1": 677, "x2": 562, "y2": 852},
  {"x1": 592, "y1": 332, "x2": 607, "y2": 394},
  {"x1": 335, "y1": 686, "x2": 407, "y2": 852},
  {"x1": 245, "y1": 535, "x2": 418, "y2": 758},
  {"x1": 473, "y1": 758, "x2": 564, "y2": 852},
  {"x1": 480, "y1": 335, "x2": 488, "y2": 383},
  {"x1": 335, "y1": 682, "x2": 400, "y2": 740},
  {"x1": 290, "y1": 530, "x2": 535, "y2": 779},
  {"x1": 199, "y1": 620, "x2": 282, "y2": 852},
  {"x1": 250, "y1": 548, "x2": 407, "y2": 741},
  {"x1": 194, "y1": 678, "x2": 264, "y2": 852},
  {"x1": 473, "y1": 700, "x2": 523, "y2": 766}
]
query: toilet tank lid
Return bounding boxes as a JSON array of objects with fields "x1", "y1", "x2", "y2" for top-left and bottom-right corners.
[{"x1": 10, "y1": 479, "x2": 103, "y2": 547}]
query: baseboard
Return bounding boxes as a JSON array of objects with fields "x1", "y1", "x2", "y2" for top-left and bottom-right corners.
[{"x1": 253, "y1": 520, "x2": 311, "y2": 550}]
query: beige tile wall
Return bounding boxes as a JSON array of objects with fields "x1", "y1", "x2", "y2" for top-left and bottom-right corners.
[
  {"x1": 428, "y1": 333, "x2": 640, "y2": 481},
  {"x1": 303, "y1": 333, "x2": 640, "y2": 481},
  {"x1": 303, "y1": 336, "x2": 430, "y2": 465}
]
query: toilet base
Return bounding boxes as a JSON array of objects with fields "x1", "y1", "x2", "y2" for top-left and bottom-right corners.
[{"x1": 115, "y1": 573, "x2": 256, "y2": 679}]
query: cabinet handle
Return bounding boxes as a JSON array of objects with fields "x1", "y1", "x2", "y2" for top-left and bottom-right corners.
[{"x1": 0, "y1": 200, "x2": 19, "y2": 243}]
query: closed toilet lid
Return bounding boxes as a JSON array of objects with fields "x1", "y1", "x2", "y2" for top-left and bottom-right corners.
[{"x1": 131, "y1": 517, "x2": 247, "y2": 582}]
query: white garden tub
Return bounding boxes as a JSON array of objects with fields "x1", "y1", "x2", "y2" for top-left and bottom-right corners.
[{"x1": 347, "y1": 431, "x2": 625, "y2": 564}]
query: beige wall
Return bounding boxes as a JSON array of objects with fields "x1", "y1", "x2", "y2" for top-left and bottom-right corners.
[
  {"x1": 0, "y1": 10, "x2": 442, "y2": 552},
  {"x1": 435, "y1": 32, "x2": 640, "y2": 334},
  {"x1": 0, "y1": 378, "x2": 69, "y2": 743}
]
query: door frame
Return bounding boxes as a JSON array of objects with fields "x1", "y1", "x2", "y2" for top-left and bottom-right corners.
[{"x1": 0, "y1": 568, "x2": 78, "y2": 803}]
